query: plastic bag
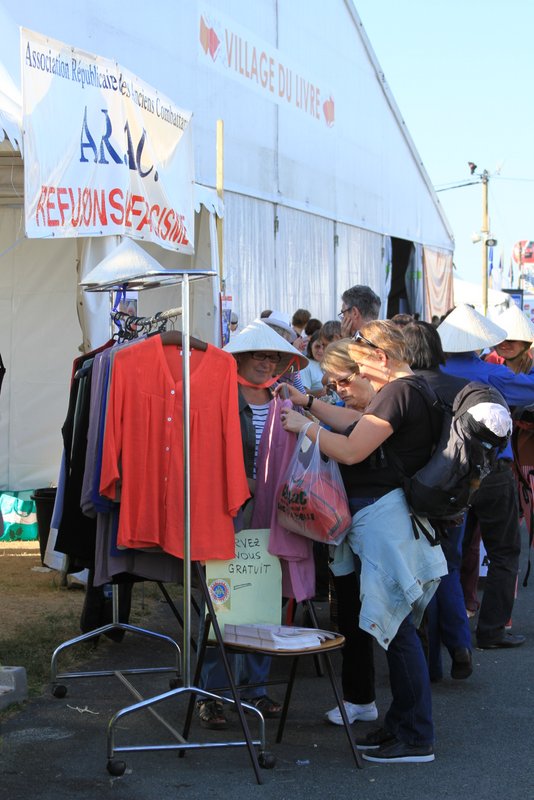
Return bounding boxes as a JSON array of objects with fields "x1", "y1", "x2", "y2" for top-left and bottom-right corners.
[
  {"x1": 0, "y1": 491, "x2": 38, "y2": 542},
  {"x1": 276, "y1": 424, "x2": 352, "y2": 544}
]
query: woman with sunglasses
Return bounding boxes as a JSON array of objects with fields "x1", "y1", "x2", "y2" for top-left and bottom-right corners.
[
  {"x1": 279, "y1": 320, "x2": 447, "y2": 764},
  {"x1": 197, "y1": 320, "x2": 308, "y2": 730}
]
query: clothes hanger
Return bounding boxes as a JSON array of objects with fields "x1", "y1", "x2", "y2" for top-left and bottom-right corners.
[{"x1": 158, "y1": 329, "x2": 208, "y2": 352}]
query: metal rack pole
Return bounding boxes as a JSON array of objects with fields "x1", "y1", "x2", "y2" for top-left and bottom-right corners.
[{"x1": 182, "y1": 273, "x2": 192, "y2": 686}]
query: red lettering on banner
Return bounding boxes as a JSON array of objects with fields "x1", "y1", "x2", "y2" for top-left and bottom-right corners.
[
  {"x1": 109, "y1": 188, "x2": 124, "y2": 225},
  {"x1": 32, "y1": 184, "x2": 189, "y2": 246},
  {"x1": 57, "y1": 188, "x2": 70, "y2": 226},
  {"x1": 35, "y1": 187, "x2": 47, "y2": 226},
  {"x1": 46, "y1": 186, "x2": 59, "y2": 226}
]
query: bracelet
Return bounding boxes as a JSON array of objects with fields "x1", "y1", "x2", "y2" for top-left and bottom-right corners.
[{"x1": 304, "y1": 393, "x2": 314, "y2": 411}]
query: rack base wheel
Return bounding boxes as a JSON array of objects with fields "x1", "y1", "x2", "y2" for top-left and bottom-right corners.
[
  {"x1": 168, "y1": 677, "x2": 181, "y2": 689},
  {"x1": 52, "y1": 684, "x2": 67, "y2": 698},
  {"x1": 107, "y1": 759, "x2": 126, "y2": 776},
  {"x1": 258, "y1": 751, "x2": 276, "y2": 769}
]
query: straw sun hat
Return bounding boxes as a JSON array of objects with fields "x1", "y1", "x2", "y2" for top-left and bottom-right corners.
[
  {"x1": 262, "y1": 310, "x2": 297, "y2": 343},
  {"x1": 496, "y1": 303, "x2": 534, "y2": 343},
  {"x1": 223, "y1": 319, "x2": 309, "y2": 370},
  {"x1": 438, "y1": 303, "x2": 507, "y2": 352}
]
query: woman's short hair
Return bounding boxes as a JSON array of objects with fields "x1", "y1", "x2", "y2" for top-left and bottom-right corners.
[
  {"x1": 292, "y1": 308, "x2": 312, "y2": 329},
  {"x1": 320, "y1": 338, "x2": 358, "y2": 375},
  {"x1": 319, "y1": 319, "x2": 342, "y2": 343},
  {"x1": 304, "y1": 317, "x2": 322, "y2": 337},
  {"x1": 403, "y1": 321, "x2": 446, "y2": 369},
  {"x1": 350, "y1": 319, "x2": 408, "y2": 363}
]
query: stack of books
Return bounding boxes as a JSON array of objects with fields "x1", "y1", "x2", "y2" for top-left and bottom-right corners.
[{"x1": 224, "y1": 623, "x2": 337, "y2": 650}]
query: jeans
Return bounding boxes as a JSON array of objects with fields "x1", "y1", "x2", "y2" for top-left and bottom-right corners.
[
  {"x1": 199, "y1": 649, "x2": 271, "y2": 700},
  {"x1": 426, "y1": 521, "x2": 472, "y2": 680},
  {"x1": 384, "y1": 615, "x2": 434, "y2": 746},
  {"x1": 469, "y1": 464, "x2": 521, "y2": 644}
]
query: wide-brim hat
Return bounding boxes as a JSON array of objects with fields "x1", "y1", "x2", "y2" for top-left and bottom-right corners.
[
  {"x1": 495, "y1": 303, "x2": 534, "y2": 343},
  {"x1": 438, "y1": 303, "x2": 507, "y2": 352},
  {"x1": 223, "y1": 319, "x2": 309, "y2": 370},
  {"x1": 262, "y1": 310, "x2": 297, "y2": 343}
]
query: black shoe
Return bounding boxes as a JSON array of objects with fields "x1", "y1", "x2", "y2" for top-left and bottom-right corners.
[
  {"x1": 362, "y1": 739, "x2": 435, "y2": 764},
  {"x1": 450, "y1": 647, "x2": 473, "y2": 679},
  {"x1": 355, "y1": 726, "x2": 396, "y2": 750},
  {"x1": 477, "y1": 633, "x2": 526, "y2": 649}
]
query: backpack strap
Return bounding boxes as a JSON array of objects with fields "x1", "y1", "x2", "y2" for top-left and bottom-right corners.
[
  {"x1": 382, "y1": 377, "x2": 443, "y2": 480},
  {"x1": 382, "y1": 377, "x2": 443, "y2": 546},
  {"x1": 409, "y1": 511, "x2": 441, "y2": 547}
]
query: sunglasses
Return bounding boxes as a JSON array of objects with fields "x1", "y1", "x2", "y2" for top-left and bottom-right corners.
[
  {"x1": 337, "y1": 306, "x2": 353, "y2": 320},
  {"x1": 326, "y1": 370, "x2": 359, "y2": 390},
  {"x1": 352, "y1": 331, "x2": 379, "y2": 349},
  {"x1": 250, "y1": 351, "x2": 282, "y2": 363}
]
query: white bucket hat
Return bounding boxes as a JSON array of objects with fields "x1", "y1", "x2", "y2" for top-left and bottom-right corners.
[
  {"x1": 263, "y1": 310, "x2": 297, "y2": 343},
  {"x1": 223, "y1": 319, "x2": 308, "y2": 370},
  {"x1": 496, "y1": 304, "x2": 534, "y2": 343},
  {"x1": 438, "y1": 303, "x2": 507, "y2": 352}
]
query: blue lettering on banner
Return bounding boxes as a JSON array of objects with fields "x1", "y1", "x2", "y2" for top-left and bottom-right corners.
[{"x1": 79, "y1": 108, "x2": 156, "y2": 181}]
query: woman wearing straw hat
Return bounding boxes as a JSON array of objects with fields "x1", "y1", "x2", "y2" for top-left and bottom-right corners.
[
  {"x1": 197, "y1": 320, "x2": 308, "y2": 730},
  {"x1": 486, "y1": 303, "x2": 534, "y2": 374}
]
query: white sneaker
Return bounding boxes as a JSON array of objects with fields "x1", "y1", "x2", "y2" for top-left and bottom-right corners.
[{"x1": 325, "y1": 701, "x2": 378, "y2": 726}]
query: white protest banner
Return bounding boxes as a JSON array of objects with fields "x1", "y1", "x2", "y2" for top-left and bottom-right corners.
[{"x1": 22, "y1": 29, "x2": 194, "y2": 253}]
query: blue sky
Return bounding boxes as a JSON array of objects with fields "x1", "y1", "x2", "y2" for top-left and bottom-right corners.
[{"x1": 355, "y1": 0, "x2": 534, "y2": 290}]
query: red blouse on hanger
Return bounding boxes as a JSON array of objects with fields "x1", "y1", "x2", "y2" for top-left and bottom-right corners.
[{"x1": 100, "y1": 337, "x2": 249, "y2": 561}]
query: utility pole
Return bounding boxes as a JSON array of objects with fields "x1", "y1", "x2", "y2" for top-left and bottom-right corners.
[{"x1": 481, "y1": 169, "x2": 489, "y2": 315}]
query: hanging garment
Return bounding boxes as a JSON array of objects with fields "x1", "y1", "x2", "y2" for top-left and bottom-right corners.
[
  {"x1": 251, "y1": 396, "x2": 315, "y2": 601},
  {"x1": 100, "y1": 337, "x2": 249, "y2": 561}
]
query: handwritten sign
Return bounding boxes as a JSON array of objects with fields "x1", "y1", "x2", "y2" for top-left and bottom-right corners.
[{"x1": 205, "y1": 528, "x2": 282, "y2": 636}]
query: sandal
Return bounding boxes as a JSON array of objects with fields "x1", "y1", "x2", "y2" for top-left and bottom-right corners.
[
  {"x1": 197, "y1": 699, "x2": 228, "y2": 730},
  {"x1": 242, "y1": 695, "x2": 282, "y2": 718}
]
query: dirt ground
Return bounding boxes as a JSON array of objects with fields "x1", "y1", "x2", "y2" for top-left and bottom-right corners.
[
  {"x1": 0, "y1": 540, "x2": 162, "y2": 700},
  {"x1": 0, "y1": 541, "x2": 85, "y2": 640}
]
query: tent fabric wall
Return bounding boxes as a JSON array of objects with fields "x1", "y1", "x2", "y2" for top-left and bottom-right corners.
[
  {"x1": 274, "y1": 206, "x2": 335, "y2": 322},
  {"x1": 0, "y1": 207, "x2": 80, "y2": 490},
  {"x1": 222, "y1": 192, "x2": 385, "y2": 328},
  {"x1": 223, "y1": 192, "x2": 276, "y2": 325},
  {"x1": 335, "y1": 223, "x2": 385, "y2": 316},
  {"x1": 423, "y1": 246, "x2": 454, "y2": 321}
]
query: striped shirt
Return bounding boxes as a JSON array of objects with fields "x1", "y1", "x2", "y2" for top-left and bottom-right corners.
[{"x1": 249, "y1": 401, "x2": 271, "y2": 477}]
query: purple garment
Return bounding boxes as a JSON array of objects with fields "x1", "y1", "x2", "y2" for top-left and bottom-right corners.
[{"x1": 251, "y1": 396, "x2": 315, "y2": 601}]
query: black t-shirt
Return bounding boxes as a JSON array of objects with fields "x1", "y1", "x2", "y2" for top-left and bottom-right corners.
[{"x1": 339, "y1": 376, "x2": 437, "y2": 499}]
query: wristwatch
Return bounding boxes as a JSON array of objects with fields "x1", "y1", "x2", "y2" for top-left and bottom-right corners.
[{"x1": 305, "y1": 394, "x2": 314, "y2": 411}]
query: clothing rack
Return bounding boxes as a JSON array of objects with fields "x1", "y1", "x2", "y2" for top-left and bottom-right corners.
[{"x1": 79, "y1": 269, "x2": 269, "y2": 782}]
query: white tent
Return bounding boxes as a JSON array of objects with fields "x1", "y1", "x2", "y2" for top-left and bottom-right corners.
[{"x1": 0, "y1": 0, "x2": 455, "y2": 490}]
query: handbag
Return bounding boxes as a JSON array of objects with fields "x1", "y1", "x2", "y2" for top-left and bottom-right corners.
[
  {"x1": 0, "y1": 491, "x2": 39, "y2": 542},
  {"x1": 276, "y1": 423, "x2": 352, "y2": 545}
]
